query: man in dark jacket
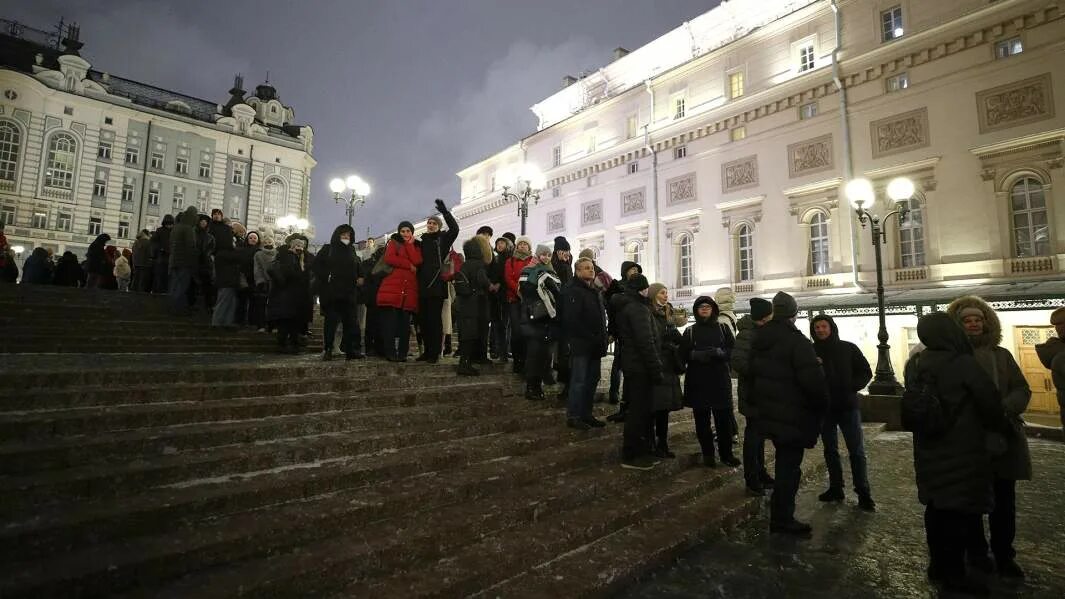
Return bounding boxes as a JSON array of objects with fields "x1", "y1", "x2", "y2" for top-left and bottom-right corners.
[
  {"x1": 194, "y1": 214, "x2": 217, "y2": 311},
  {"x1": 551, "y1": 236, "x2": 574, "y2": 398},
  {"x1": 613, "y1": 274, "x2": 664, "y2": 470},
  {"x1": 415, "y1": 199, "x2": 459, "y2": 363},
  {"x1": 149, "y1": 214, "x2": 174, "y2": 294},
  {"x1": 131, "y1": 229, "x2": 153, "y2": 292},
  {"x1": 168, "y1": 206, "x2": 200, "y2": 313},
  {"x1": 562, "y1": 257, "x2": 608, "y2": 430},
  {"x1": 52, "y1": 251, "x2": 84, "y2": 287},
  {"x1": 749, "y1": 291, "x2": 828, "y2": 536},
  {"x1": 731, "y1": 297, "x2": 775, "y2": 495},
  {"x1": 606, "y1": 260, "x2": 643, "y2": 420},
  {"x1": 313, "y1": 224, "x2": 364, "y2": 360},
  {"x1": 85, "y1": 233, "x2": 111, "y2": 288},
  {"x1": 810, "y1": 315, "x2": 875, "y2": 511}
]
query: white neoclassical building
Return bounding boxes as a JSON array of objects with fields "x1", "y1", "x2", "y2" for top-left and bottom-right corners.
[
  {"x1": 446, "y1": 0, "x2": 1065, "y2": 418},
  {"x1": 0, "y1": 19, "x2": 316, "y2": 259}
]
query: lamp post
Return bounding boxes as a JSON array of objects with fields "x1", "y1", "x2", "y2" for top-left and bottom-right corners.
[
  {"x1": 329, "y1": 174, "x2": 371, "y2": 229},
  {"x1": 846, "y1": 177, "x2": 912, "y2": 396},
  {"x1": 500, "y1": 163, "x2": 544, "y2": 236}
]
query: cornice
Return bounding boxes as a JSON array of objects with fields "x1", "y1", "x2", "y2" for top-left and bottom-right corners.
[
  {"x1": 715, "y1": 194, "x2": 765, "y2": 212},
  {"x1": 969, "y1": 127, "x2": 1065, "y2": 159}
]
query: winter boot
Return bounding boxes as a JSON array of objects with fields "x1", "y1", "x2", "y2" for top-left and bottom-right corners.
[
  {"x1": 524, "y1": 384, "x2": 545, "y2": 401},
  {"x1": 321, "y1": 350, "x2": 334, "y2": 361},
  {"x1": 606, "y1": 401, "x2": 627, "y2": 423},
  {"x1": 456, "y1": 355, "x2": 479, "y2": 376},
  {"x1": 442, "y1": 334, "x2": 453, "y2": 356},
  {"x1": 818, "y1": 487, "x2": 845, "y2": 503}
]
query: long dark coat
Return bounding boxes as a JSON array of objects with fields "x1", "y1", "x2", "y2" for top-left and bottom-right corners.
[
  {"x1": 749, "y1": 316, "x2": 828, "y2": 448},
  {"x1": 651, "y1": 307, "x2": 683, "y2": 412},
  {"x1": 313, "y1": 225, "x2": 363, "y2": 306},
  {"x1": 455, "y1": 236, "x2": 492, "y2": 343},
  {"x1": 266, "y1": 246, "x2": 311, "y2": 322},
  {"x1": 681, "y1": 303, "x2": 735, "y2": 411}
]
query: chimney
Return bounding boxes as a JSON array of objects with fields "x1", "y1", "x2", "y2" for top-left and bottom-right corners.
[
  {"x1": 613, "y1": 47, "x2": 630, "y2": 61},
  {"x1": 562, "y1": 75, "x2": 578, "y2": 88}
]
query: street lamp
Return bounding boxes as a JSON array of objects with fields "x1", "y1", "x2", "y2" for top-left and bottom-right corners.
[
  {"x1": 330, "y1": 174, "x2": 371, "y2": 228},
  {"x1": 276, "y1": 214, "x2": 309, "y2": 235},
  {"x1": 847, "y1": 176, "x2": 912, "y2": 396},
  {"x1": 500, "y1": 163, "x2": 544, "y2": 236}
]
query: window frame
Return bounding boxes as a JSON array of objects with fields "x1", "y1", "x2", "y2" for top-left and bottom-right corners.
[
  {"x1": 0, "y1": 120, "x2": 21, "y2": 183},
  {"x1": 0, "y1": 205, "x2": 15, "y2": 226},
  {"x1": 1009, "y1": 176, "x2": 1051, "y2": 258},
  {"x1": 173, "y1": 185, "x2": 185, "y2": 210},
  {"x1": 674, "y1": 146, "x2": 687, "y2": 160},
  {"x1": 56, "y1": 211, "x2": 72, "y2": 232},
  {"x1": 885, "y1": 72, "x2": 909, "y2": 93},
  {"x1": 125, "y1": 147, "x2": 139, "y2": 165},
  {"x1": 93, "y1": 177, "x2": 107, "y2": 197},
  {"x1": 31, "y1": 210, "x2": 48, "y2": 229},
  {"x1": 121, "y1": 182, "x2": 135, "y2": 203},
  {"x1": 994, "y1": 37, "x2": 1023, "y2": 59},
  {"x1": 264, "y1": 177, "x2": 286, "y2": 215},
  {"x1": 727, "y1": 68, "x2": 745, "y2": 100},
  {"x1": 552, "y1": 145, "x2": 561, "y2": 167},
  {"x1": 897, "y1": 197, "x2": 925, "y2": 268},
  {"x1": 199, "y1": 162, "x2": 211, "y2": 178},
  {"x1": 799, "y1": 102, "x2": 818, "y2": 120},
  {"x1": 175, "y1": 157, "x2": 189, "y2": 175},
  {"x1": 808, "y1": 211, "x2": 830, "y2": 276},
  {"x1": 150, "y1": 151, "x2": 165, "y2": 170},
  {"x1": 677, "y1": 233, "x2": 694, "y2": 288},
  {"x1": 44, "y1": 132, "x2": 78, "y2": 190},
  {"x1": 626, "y1": 240, "x2": 643, "y2": 267},
  {"x1": 673, "y1": 96, "x2": 686, "y2": 120},
  {"x1": 881, "y1": 5, "x2": 904, "y2": 42},
  {"x1": 118, "y1": 221, "x2": 130, "y2": 239},
  {"x1": 88, "y1": 217, "x2": 102, "y2": 236},
  {"x1": 97, "y1": 141, "x2": 112, "y2": 160},
  {"x1": 730, "y1": 127, "x2": 747, "y2": 142},
  {"x1": 231, "y1": 164, "x2": 246, "y2": 185},
  {"x1": 736, "y1": 223, "x2": 754, "y2": 282},
  {"x1": 148, "y1": 187, "x2": 160, "y2": 206}
]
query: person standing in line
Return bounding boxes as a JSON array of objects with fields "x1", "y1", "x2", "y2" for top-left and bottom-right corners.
[
  {"x1": 268, "y1": 234, "x2": 312, "y2": 354},
  {"x1": 131, "y1": 229, "x2": 153, "y2": 292},
  {"x1": 749, "y1": 291, "x2": 828, "y2": 537},
  {"x1": 809, "y1": 315, "x2": 876, "y2": 511},
  {"x1": 947, "y1": 295, "x2": 1031, "y2": 579},
  {"x1": 681, "y1": 296, "x2": 740, "y2": 467},
  {"x1": 314, "y1": 224, "x2": 365, "y2": 361},
  {"x1": 52, "y1": 251, "x2": 84, "y2": 287},
  {"x1": 504, "y1": 236, "x2": 534, "y2": 373},
  {"x1": 561, "y1": 257, "x2": 608, "y2": 429},
  {"x1": 20, "y1": 247, "x2": 53, "y2": 285},
  {"x1": 613, "y1": 274, "x2": 663, "y2": 470},
  {"x1": 84, "y1": 233, "x2": 112, "y2": 289},
  {"x1": 489, "y1": 234, "x2": 514, "y2": 362},
  {"x1": 715, "y1": 286, "x2": 741, "y2": 443},
  {"x1": 442, "y1": 277, "x2": 455, "y2": 356},
  {"x1": 362, "y1": 240, "x2": 388, "y2": 356},
  {"x1": 149, "y1": 214, "x2": 174, "y2": 294},
  {"x1": 606, "y1": 261, "x2": 643, "y2": 422},
  {"x1": 210, "y1": 221, "x2": 246, "y2": 327},
  {"x1": 168, "y1": 206, "x2": 200, "y2": 313},
  {"x1": 415, "y1": 199, "x2": 459, "y2": 363},
  {"x1": 647, "y1": 283, "x2": 684, "y2": 458},
  {"x1": 113, "y1": 250, "x2": 132, "y2": 291},
  {"x1": 550, "y1": 236, "x2": 574, "y2": 399},
  {"x1": 376, "y1": 221, "x2": 423, "y2": 362},
  {"x1": 519, "y1": 244, "x2": 561, "y2": 400},
  {"x1": 1035, "y1": 307, "x2": 1065, "y2": 439},
  {"x1": 240, "y1": 231, "x2": 262, "y2": 329},
  {"x1": 252, "y1": 229, "x2": 277, "y2": 333},
  {"x1": 904, "y1": 312, "x2": 1007, "y2": 595},
  {"x1": 731, "y1": 297, "x2": 775, "y2": 495},
  {"x1": 454, "y1": 235, "x2": 493, "y2": 376},
  {"x1": 355, "y1": 237, "x2": 375, "y2": 348}
]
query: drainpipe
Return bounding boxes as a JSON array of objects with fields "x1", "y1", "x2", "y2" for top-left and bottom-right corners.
[
  {"x1": 245, "y1": 144, "x2": 254, "y2": 225},
  {"x1": 643, "y1": 79, "x2": 660, "y2": 282},
  {"x1": 831, "y1": 0, "x2": 869, "y2": 292},
  {"x1": 135, "y1": 120, "x2": 153, "y2": 234}
]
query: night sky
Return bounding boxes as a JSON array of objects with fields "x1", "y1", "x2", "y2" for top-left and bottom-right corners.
[{"x1": 6, "y1": 0, "x2": 718, "y2": 240}]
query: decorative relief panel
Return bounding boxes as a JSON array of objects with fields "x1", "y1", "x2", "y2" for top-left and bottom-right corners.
[
  {"x1": 721, "y1": 156, "x2": 758, "y2": 193},
  {"x1": 581, "y1": 199, "x2": 603, "y2": 227},
  {"x1": 788, "y1": 135, "x2": 833, "y2": 178},
  {"x1": 620, "y1": 187, "x2": 646, "y2": 216},
  {"x1": 871, "y1": 108, "x2": 930, "y2": 159},
  {"x1": 668, "y1": 173, "x2": 697, "y2": 205},
  {"x1": 976, "y1": 73, "x2": 1054, "y2": 134},
  {"x1": 547, "y1": 209, "x2": 566, "y2": 234}
]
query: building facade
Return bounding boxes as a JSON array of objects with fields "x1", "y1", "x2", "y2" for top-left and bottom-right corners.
[
  {"x1": 0, "y1": 20, "x2": 316, "y2": 259},
  {"x1": 448, "y1": 0, "x2": 1065, "y2": 416}
]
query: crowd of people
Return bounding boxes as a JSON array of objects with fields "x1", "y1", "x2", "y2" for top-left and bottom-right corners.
[{"x1": 4, "y1": 201, "x2": 1063, "y2": 595}]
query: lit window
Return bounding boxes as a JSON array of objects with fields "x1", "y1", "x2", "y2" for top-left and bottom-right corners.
[
  {"x1": 148, "y1": 187, "x2": 159, "y2": 206},
  {"x1": 736, "y1": 224, "x2": 754, "y2": 281},
  {"x1": 626, "y1": 241, "x2": 642, "y2": 267},
  {"x1": 898, "y1": 198, "x2": 925, "y2": 267},
  {"x1": 232, "y1": 164, "x2": 245, "y2": 185},
  {"x1": 678, "y1": 233, "x2": 694, "y2": 287},
  {"x1": 1010, "y1": 177, "x2": 1050, "y2": 257},
  {"x1": 264, "y1": 177, "x2": 285, "y2": 215},
  {"x1": 57, "y1": 212, "x2": 71, "y2": 232},
  {"x1": 97, "y1": 142, "x2": 112, "y2": 160},
  {"x1": 798, "y1": 44, "x2": 815, "y2": 72},
  {"x1": 121, "y1": 182, "x2": 134, "y2": 203},
  {"x1": 125, "y1": 147, "x2": 139, "y2": 165},
  {"x1": 175, "y1": 157, "x2": 189, "y2": 175},
  {"x1": 88, "y1": 217, "x2": 102, "y2": 236},
  {"x1": 731, "y1": 127, "x2": 746, "y2": 142},
  {"x1": 809, "y1": 212, "x2": 830, "y2": 275},
  {"x1": 626, "y1": 115, "x2": 639, "y2": 139},
  {"x1": 674, "y1": 146, "x2": 687, "y2": 160},
  {"x1": 881, "y1": 6, "x2": 904, "y2": 42},
  {"x1": 199, "y1": 162, "x2": 211, "y2": 178},
  {"x1": 674, "y1": 97, "x2": 686, "y2": 119},
  {"x1": 728, "y1": 70, "x2": 745, "y2": 99},
  {"x1": 552, "y1": 145, "x2": 561, "y2": 167},
  {"x1": 800, "y1": 102, "x2": 818, "y2": 120},
  {"x1": 93, "y1": 178, "x2": 107, "y2": 197},
  {"x1": 150, "y1": 152, "x2": 164, "y2": 170},
  {"x1": 32, "y1": 211, "x2": 47, "y2": 229},
  {"x1": 0, "y1": 121, "x2": 20, "y2": 182},
  {"x1": 45, "y1": 133, "x2": 77, "y2": 189},
  {"x1": 118, "y1": 221, "x2": 129, "y2": 239},
  {"x1": 995, "y1": 37, "x2": 1023, "y2": 59},
  {"x1": 886, "y1": 73, "x2": 909, "y2": 93}
]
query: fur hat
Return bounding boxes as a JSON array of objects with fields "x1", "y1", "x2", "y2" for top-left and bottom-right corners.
[
  {"x1": 578, "y1": 248, "x2": 595, "y2": 261},
  {"x1": 772, "y1": 291, "x2": 798, "y2": 319},
  {"x1": 714, "y1": 287, "x2": 736, "y2": 314},
  {"x1": 515, "y1": 236, "x2": 533, "y2": 250},
  {"x1": 946, "y1": 295, "x2": 1001, "y2": 347},
  {"x1": 553, "y1": 236, "x2": 571, "y2": 252},
  {"x1": 627, "y1": 274, "x2": 649, "y2": 292},
  {"x1": 749, "y1": 297, "x2": 773, "y2": 321}
]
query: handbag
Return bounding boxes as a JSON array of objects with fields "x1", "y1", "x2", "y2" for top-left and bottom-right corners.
[
  {"x1": 440, "y1": 249, "x2": 463, "y2": 282},
  {"x1": 371, "y1": 253, "x2": 393, "y2": 276}
]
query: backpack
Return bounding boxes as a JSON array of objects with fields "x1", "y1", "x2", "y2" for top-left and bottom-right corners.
[
  {"x1": 440, "y1": 249, "x2": 463, "y2": 282},
  {"x1": 900, "y1": 355, "x2": 958, "y2": 438}
]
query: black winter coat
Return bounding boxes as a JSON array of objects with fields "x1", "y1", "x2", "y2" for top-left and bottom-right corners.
[
  {"x1": 313, "y1": 225, "x2": 363, "y2": 305},
  {"x1": 730, "y1": 315, "x2": 759, "y2": 417},
  {"x1": 456, "y1": 237, "x2": 491, "y2": 343},
  {"x1": 681, "y1": 316, "x2": 735, "y2": 411},
  {"x1": 212, "y1": 226, "x2": 244, "y2": 289},
  {"x1": 20, "y1": 248, "x2": 53, "y2": 284},
  {"x1": 361, "y1": 246, "x2": 387, "y2": 307},
  {"x1": 416, "y1": 208, "x2": 459, "y2": 299},
  {"x1": 266, "y1": 247, "x2": 311, "y2": 321},
  {"x1": 810, "y1": 316, "x2": 873, "y2": 411},
  {"x1": 86, "y1": 234, "x2": 112, "y2": 276},
  {"x1": 612, "y1": 291, "x2": 663, "y2": 381},
  {"x1": 53, "y1": 252, "x2": 84, "y2": 287},
  {"x1": 652, "y1": 308, "x2": 683, "y2": 412},
  {"x1": 561, "y1": 279, "x2": 607, "y2": 358},
  {"x1": 749, "y1": 317, "x2": 829, "y2": 448}
]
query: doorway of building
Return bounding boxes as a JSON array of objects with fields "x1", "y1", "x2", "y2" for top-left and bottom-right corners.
[{"x1": 1015, "y1": 326, "x2": 1059, "y2": 420}]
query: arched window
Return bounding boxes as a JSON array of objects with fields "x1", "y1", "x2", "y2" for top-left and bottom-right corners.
[
  {"x1": 45, "y1": 133, "x2": 77, "y2": 189},
  {"x1": 898, "y1": 197, "x2": 925, "y2": 267},
  {"x1": 0, "y1": 121, "x2": 20, "y2": 182},
  {"x1": 1010, "y1": 177, "x2": 1050, "y2": 257},
  {"x1": 736, "y1": 224, "x2": 754, "y2": 281},
  {"x1": 264, "y1": 177, "x2": 285, "y2": 216},
  {"x1": 809, "y1": 212, "x2": 829, "y2": 275},
  {"x1": 677, "y1": 233, "x2": 693, "y2": 287},
  {"x1": 625, "y1": 240, "x2": 642, "y2": 267}
]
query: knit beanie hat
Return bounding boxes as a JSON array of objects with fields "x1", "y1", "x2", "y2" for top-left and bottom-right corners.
[
  {"x1": 553, "y1": 236, "x2": 571, "y2": 252},
  {"x1": 772, "y1": 291, "x2": 798, "y2": 318},
  {"x1": 515, "y1": 236, "x2": 533, "y2": 250},
  {"x1": 749, "y1": 297, "x2": 773, "y2": 321},
  {"x1": 477, "y1": 225, "x2": 494, "y2": 236},
  {"x1": 502, "y1": 232, "x2": 516, "y2": 243},
  {"x1": 398, "y1": 221, "x2": 415, "y2": 234},
  {"x1": 627, "y1": 274, "x2": 649, "y2": 292},
  {"x1": 426, "y1": 215, "x2": 442, "y2": 226},
  {"x1": 578, "y1": 248, "x2": 595, "y2": 261},
  {"x1": 1052, "y1": 307, "x2": 1065, "y2": 325},
  {"x1": 535, "y1": 243, "x2": 552, "y2": 258}
]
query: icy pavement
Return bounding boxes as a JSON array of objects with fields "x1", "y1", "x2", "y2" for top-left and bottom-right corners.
[{"x1": 620, "y1": 432, "x2": 1065, "y2": 598}]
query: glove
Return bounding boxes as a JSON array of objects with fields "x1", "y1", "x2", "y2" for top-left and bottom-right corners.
[{"x1": 434, "y1": 198, "x2": 448, "y2": 213}]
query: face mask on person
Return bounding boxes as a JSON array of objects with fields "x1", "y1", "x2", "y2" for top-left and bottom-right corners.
[{"x1": 340, "y1": 235, "x2": 351, "y2": 246}]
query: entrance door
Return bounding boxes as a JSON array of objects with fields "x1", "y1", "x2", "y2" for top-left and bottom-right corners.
[{"x1": 1014, "y1": 327, "x2": 1058, "y2": 414}]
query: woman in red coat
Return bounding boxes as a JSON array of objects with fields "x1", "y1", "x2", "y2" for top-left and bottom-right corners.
[{"x1": 376, "y1": 220, "x2": 423, "y2": 361}]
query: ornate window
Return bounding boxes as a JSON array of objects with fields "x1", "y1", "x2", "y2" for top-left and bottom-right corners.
[
  {"x1": 264, "y1": 177, "x2": 285, "y2": 216},
  {"x1": 625, "y1": 240, "x2": 642, "y2": 267},
  {"x1": 1010, "y1": 177, "x2": 1050, "y2": 257},
  {"x1": 677, "y1": 233, "x2": 694, "y2": 287},
  {"x1": 898, "y1": 197, "x2": 925, "y2": 267},
  {"x1": 45, "y1": 133, "x2": 77, "y2": 189},
  {"x1": 736, "y1": 224, "x2": 754, "y2": 281},
  {"x1": 809, "y1": 211, "x2": 830, "y2": 275},
  {"x1": 0, "y1": 121, "x2": 20, "y2": 182}
]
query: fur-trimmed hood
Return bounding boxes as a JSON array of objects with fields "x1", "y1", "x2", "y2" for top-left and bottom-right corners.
[
  {"x1": 946, "y1": 295, "x2": 1002, "y2": 348},
  {"x1": 463, "y1": 235, "x2": 493, "y2": 265}
]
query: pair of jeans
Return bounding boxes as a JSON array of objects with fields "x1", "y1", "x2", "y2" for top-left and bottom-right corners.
[
  {"x1": 621, "y1": 373, "x2": 653, "y2": 460},
  {"x1": 567, "y1": 355, "x2": 601, "y2": 420},
  {"x1": 608, "y1": 340, "x2": 624, "y2": 404},
  {"x1": 926, "y1": 504, "x2": 983, "y2": 577},
  {"x1": 211, "y1": 287, "x2": 238, "y2": 326},
  {"x1": 743, "y1": 417, "x2": 769, "y2": 487},
  {"x1": 525, "y1": 334, "x2": 552, "y2": 390},
  {"x1": 117, "y1": 277, "x2": 130, "y2": 292},
  {"x1": 168, "y1": 267, "x2": 193, "y2": 314},
  {"x1": 323, "y1": 300, "x2": 361, "y2": 355},
  {"x1": 966, "y1": 477, "x2": 1017, "y2": 561},
  {"x1": 694, "y1": 407, "x2": 734, "y2": 460},
  {"x1": 380, "y1": 307, "x2": 412, "y2": 359},
  {"x1": 507, "y1": 302, "x2": 526, "y2": 366},
  {"x1": 418, "y1": 295, "x2": 445, "y2": 359},
  {"x1": 820, "y1": 408, "x2": 871, "y2": 495},
  {"x1": 769, "y1": 441, "x2": 805, "y2": 525}
]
